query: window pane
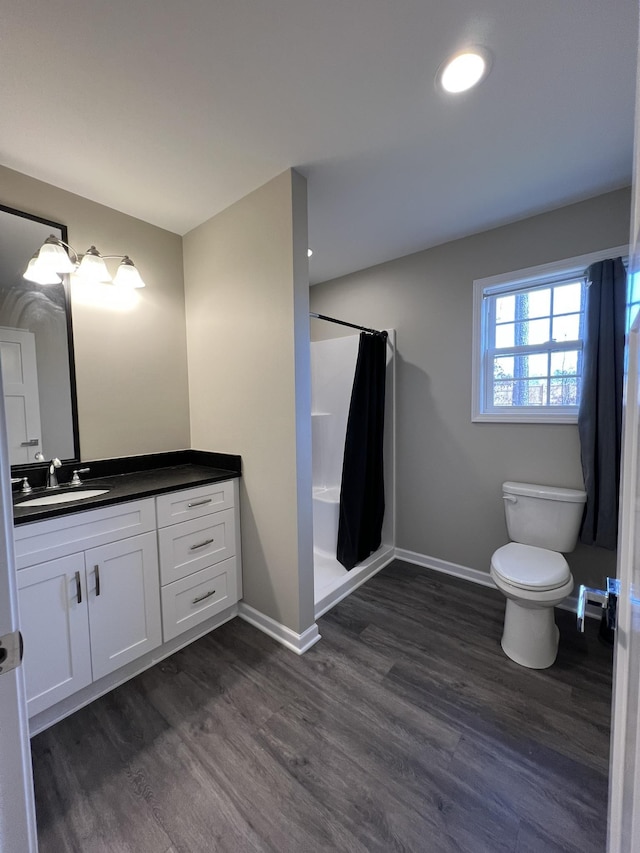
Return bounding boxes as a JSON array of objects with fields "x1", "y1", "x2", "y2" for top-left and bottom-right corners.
[
  {"x1": 550, "y1": 376, "x2": 579, "y2": 406},
  {"x1": 515, "y1": 318, "x2": 550, "y2": 345},
  {"x1": 494, "y1": 356, "x2": 514, "y2": 378},
  {"x1": 495, "y1": 323, "x2": 514, "y2": 348},
  {"x1": 550, "y1": 350, "x2": 579, "y2": 375},
  {"x1": 496, "y1": 295, "x2": 514, "y2": 323},
  {"x1": 630, "y1": 271, "x2": 640, "y2": 306},
  {"x1": 552, "y1": 314, "x2": 580, "y2": 341},
  {"x1": 493, "y1": 379, "x2": 514, "y2": 406},
  {"x1": 495, "y1": 378, "x2": 548, "y2": 406},
  {"x1": 553, "y1": 282, "x2": 582, "y2": 314},
  {"x1": 524, "y1": 288, "x2": 550, "y2": 319},
  {"x1": 525, "y1": 353, "x2": 549, "y2": 378}
]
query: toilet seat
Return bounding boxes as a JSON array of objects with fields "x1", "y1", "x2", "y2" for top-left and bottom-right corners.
[{"x1": 491, "y1": 543, "x2": 570, "y2": 591}]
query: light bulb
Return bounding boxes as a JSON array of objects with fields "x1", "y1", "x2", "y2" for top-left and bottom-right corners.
[{"x1": 437, "y1": 48, "x2": 491, "y2": 94}]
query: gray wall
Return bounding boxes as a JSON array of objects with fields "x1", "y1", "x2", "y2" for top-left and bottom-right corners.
[
  {"x1": 184, "y1": 170, "x2": 315, "y2": 635},
  {"x1": 310, "y1": 188, "x2": 631, "y2": 588}
]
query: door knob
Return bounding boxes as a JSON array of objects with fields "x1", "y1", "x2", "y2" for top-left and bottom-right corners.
[{"x1": 577, "y1": 577, "x2": 620, "y2": 635}]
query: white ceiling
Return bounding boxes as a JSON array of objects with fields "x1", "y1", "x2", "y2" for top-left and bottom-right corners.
[{"x1": 0, "y1": 1, "x2": 637, "y2": 284}]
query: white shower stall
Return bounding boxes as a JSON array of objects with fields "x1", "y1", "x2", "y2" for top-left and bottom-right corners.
[{"x1": 311, "y1": 329, "x2": 395, "y2": 616}]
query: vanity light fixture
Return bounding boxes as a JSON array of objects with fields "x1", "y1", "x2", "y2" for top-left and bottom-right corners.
[
  {"x1": 24, "y1": 235, "x2": 146, "y2": 288},
  {"x1": 23, "y1": 252, "x2": 62, "y2": 285},
  {"x1": 307, "y1": 248, "x2": 313, "y2": 257},
  {"x1": 436, "y1": 47, "x2": 492, "y2": 94}
]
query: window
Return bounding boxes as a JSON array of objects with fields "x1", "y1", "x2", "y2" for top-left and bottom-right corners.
[{"x1": 472, "y1": 246, "x2": 628, "y2": 423}]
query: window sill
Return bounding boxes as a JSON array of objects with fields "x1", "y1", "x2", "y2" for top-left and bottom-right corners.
[{"x1": 472, "y1": 411, "x2": 578, "y2": 425}]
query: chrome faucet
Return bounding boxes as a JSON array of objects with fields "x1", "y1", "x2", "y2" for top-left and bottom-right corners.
[
  {"x1": 35, "y1": 453, "x2": 62, "y2": 489},
  {"x1": 46, "y1": 458, "x2": 62, "y2": 489}
]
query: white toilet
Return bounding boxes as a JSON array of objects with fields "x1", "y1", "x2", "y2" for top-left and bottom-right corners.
[{"x1": 490, "y1": 481, "x2": 587, "y2": 669}]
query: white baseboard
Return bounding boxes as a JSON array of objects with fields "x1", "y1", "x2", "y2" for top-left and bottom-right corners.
[
  {"x1": 394, "y1": 548, "x2": 602, "y2": 621},
  {"x1": 238, "y1": 602, "x2": 321, "y2": 654},
  {"x1": 395, "y1": 548, "x2": 497, "y2": 588}
]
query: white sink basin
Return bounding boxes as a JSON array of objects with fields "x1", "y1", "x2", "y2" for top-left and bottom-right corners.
[{"x1": 17, "y1": 489, "x2": 109, "y2": 507}]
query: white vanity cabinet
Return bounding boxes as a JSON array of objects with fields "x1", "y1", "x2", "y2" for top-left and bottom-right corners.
[
  {"x1": 14, "y1": 499, "x2": 162, "y2": 717},
  {"x1": 156, "y1": 480, "x2": 242, "y2": 642},
  {"x1": 13, "y1": 478, "x2": 241, "y2": 729}
]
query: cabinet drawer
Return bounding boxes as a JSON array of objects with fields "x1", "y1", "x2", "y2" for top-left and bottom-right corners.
[
  {"x1": 161, "y1": 557, "x2": 237, "y2": 642},
  {"x1": 156, "y1": 481, "x2": 235, "y2": 528},
  {"x1": 158, "y1": 509, "x2": 236, "y2": 585},
  {"x1": 14, "y1": 499, "x2": 156, "y2": 570}
]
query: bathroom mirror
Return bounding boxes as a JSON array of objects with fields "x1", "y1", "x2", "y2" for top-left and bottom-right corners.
[{"x1": 0, "y1": 203, "x2": 79, "y2": 467}]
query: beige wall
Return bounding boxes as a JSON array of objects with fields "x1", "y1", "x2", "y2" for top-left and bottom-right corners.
[
  {"x1": 0, "y1": 165, "x2": 191, "y2": 460},
  {"x1": 311, "y1": 188, "x2": 631, "y2": 588},
  {"x1": 183, "y1": 169, "x2": 315, "y2": 634}
]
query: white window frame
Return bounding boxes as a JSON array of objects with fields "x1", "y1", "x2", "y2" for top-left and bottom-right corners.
[{"x1": 472, "y1": 245, "x2": 628, "y2": 424}]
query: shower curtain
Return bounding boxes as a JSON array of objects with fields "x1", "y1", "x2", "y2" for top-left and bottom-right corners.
[{"x1": 337, "y1": 330, "x2": 387, "y2": 570}]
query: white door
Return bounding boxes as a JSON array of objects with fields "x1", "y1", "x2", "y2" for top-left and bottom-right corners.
[
  {"x1": 0, "y1": 360, "x2": 38, "y2": 851},
  {"x1": 607, "y1": 59, "x2": 640, "y2": 850},
  {"x1": 17, "y1": 552, "x2": 92, "y2": 717},
  {"x1": 0, "y1": 327, "x2": 42, "y2": 465},
  {"x1": 86, "y1": 532, "x2": 161, "y2": 681}
]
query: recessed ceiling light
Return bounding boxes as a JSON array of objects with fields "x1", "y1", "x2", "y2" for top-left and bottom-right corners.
[
  {"x1": 437, "y1": 47, "x2": 492, "y2": 94},
  {"x1": 307, "y1": 248, "x2": 313, "y2": 257}
]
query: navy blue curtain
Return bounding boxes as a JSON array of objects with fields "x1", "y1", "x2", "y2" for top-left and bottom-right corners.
[
  {"x1": 337, "y1": 331, "x2": 388, "y2": 570},
  {"x1": 578, "y1": 258, "x2": 627, "y2": 549}
]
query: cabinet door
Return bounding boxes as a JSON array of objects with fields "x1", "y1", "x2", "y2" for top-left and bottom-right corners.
[
  {"x1": 86, "y1": 531, "x2": 161, "y2": 681},
  {"x1": 17, "y1": 552, "x2": 92, "y2": 717}
]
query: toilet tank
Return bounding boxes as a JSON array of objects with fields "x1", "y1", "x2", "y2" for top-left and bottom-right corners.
[{"x1": 502, "y1": 481, "x2": 587, "y2": 552}]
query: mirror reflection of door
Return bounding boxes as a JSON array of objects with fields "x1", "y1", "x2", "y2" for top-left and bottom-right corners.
[{"x1": 0, "y1": 327, "x2": 42, "y2": 465}]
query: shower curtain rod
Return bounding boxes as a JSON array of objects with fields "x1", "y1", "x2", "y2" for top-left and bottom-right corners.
[{"x1": 309, "y1": 312, "x2": 385, "y2": 336}]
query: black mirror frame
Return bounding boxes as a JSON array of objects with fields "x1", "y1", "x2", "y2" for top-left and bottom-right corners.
[{"x1": 0, "y1": 202, "x2": 81, "y2": 472}]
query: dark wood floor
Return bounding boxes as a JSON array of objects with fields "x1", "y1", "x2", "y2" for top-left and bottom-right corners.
[{"x1": 31, "y1": 561, "x2": 613, "y2": 853}]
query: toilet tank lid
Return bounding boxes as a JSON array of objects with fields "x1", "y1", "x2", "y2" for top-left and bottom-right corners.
[{"x1": 502, "y1": 481, "x2": 586, "y2": 503}]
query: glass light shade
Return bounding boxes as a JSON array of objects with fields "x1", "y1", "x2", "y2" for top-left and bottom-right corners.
[
  {"x1": 76, "y1": 247, "x2": 112, "y2": 283},
  {"x1": 113, "y1": 257, "x2": 145, "y2": 288},
  {"x1": 23, "y1": 254, "x2": 62, "y2": 285},
  {"x1": 438, "y1": 49, "x2": 491, "y2": 94},
  {"x1": 37, "y1": 237, "x2": 76, "y2": 274}
]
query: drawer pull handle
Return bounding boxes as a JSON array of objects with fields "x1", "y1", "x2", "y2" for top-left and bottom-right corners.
[
  {"x1": 188, "y1": 498, "x2": 212, "y2": 508},
  {"x1": 94, "y1": 565, "x2": 101, "y2": 597},
  {"x1": 189, "y1": 538, "x2": 214, "y2": 551},
  {"x1": 75, "y1": 571, "x2": 82, "y2": 604},
  {"x1": 192, "y1": 589, "x2": 216, "y2": 605}
]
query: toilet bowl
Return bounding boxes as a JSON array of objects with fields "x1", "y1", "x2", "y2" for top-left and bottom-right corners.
[
  {"x1": 491, "y1": 543, "x2": 574, "y2": 668},
  {"x1": 491, "y1": 482, "x2": 586, "y2": 669}
]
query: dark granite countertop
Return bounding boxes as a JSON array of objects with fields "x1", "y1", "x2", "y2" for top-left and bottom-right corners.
[{"x1": 12, "y1": 450, "x2": 241, "y2": 526}]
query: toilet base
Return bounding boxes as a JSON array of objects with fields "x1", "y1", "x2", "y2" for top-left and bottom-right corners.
[{"x1": 501, "y1": 598, "x2": 560, "y2": 669}]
